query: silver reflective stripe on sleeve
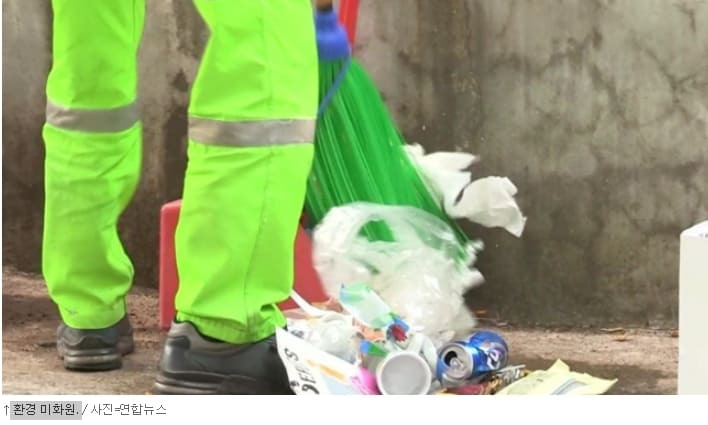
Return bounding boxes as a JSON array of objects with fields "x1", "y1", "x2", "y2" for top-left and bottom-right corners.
[
  {"x1": 46, "y1": 101, "x2": 139, "y2": 133},
  {"x1": 189, "y1": 117, "x2": 315, "y2": 147}
]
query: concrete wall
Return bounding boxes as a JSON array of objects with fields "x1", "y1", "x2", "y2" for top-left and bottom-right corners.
[
  {"x1": 3, "y1": 0, "x2": 707, "y2": 326},
  {"x1": 355, "y1": 0, "x2": 708, "y2": 326}
]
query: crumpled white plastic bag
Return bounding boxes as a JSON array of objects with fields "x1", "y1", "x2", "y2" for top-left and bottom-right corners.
[
  {"x1": 405, "y1": 144, "x2": 527, "y2": 237},
  {"x1": 312, "y1": 202, "x2": 484, "y2": 343}
]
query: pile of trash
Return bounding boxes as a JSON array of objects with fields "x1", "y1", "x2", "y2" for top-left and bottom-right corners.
[
  {"x1": 279, "y1": 288, "x2": 616, "y2": 395},
  {"x1": 278, "y1": 148, "x2": 616, "y2": 395},
  {"x1": 278, "y1": 300, "x2": 522, "y2": 395}
]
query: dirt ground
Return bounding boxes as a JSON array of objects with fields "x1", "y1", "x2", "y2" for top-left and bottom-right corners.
[{"x1": 2, "y1": 268, "x2": 678, "y2": 395}]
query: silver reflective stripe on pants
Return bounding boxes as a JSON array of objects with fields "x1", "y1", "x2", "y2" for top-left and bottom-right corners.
[
  {"x1": 46, "y1": 101, "x2": 139, "y2": 133},
  {"x1": 189, "y1": 116, "x2": 315, "y2": 147}
]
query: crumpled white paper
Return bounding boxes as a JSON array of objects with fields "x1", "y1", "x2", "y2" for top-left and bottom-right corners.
[{"x1": 405, "y1": 144, "x2": 527, "y2": 237}]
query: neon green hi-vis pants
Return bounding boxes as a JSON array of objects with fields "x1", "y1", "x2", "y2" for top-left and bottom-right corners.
[{"x1": 42, "y1": 0, "x2": 318, "y2": 343}]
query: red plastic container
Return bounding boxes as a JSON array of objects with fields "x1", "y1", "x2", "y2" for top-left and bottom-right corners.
[{"x1": 338, "y1": 0, "x2": 360, "y2": 47}]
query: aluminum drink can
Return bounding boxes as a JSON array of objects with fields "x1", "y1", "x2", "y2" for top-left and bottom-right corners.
[{"x1": 436, "y1": 330, "x2": 509, "y2": 386}]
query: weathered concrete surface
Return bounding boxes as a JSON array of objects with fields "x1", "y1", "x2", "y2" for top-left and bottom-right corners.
[
  {"x1": 355, "y1": 0, "x2": 708, "y2": 326},
  {"x1": 2, "y1": 0, "x2": 51, "y2": 272},
  {"x1": 2, "y1": 270, "x2": 678, "y2": 395},
  {"x1": 2, "y1": 0, "x2": 707, "y2": 326}
]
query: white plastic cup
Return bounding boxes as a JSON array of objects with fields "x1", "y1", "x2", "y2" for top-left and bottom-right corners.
[{"x1": 375, "y1": 351, "x2": 432, "y2": 395}]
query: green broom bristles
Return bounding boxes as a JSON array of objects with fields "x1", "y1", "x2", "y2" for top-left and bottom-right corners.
[{"x1": 306, "y1": 57, "x2": 470, "y2": 249}]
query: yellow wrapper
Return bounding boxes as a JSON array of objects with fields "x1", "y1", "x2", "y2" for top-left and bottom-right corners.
[{"x1": 496, "y1": 360, "x2": 618, "y2": 395}]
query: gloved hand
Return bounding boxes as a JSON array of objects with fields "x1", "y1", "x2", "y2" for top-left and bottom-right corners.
[{"x1": 315, "y1": 7, "x2": 350, "y2": 61}]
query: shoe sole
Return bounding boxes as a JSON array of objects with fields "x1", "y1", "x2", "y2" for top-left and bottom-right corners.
[
  {"x1": 154, "y1": 372, "x2": 292, "y2": 395},
  {"x1": 59, "y1": 336, "x2": 134, "y2": 372}
]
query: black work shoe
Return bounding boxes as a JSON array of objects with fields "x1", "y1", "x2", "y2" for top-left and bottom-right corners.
[
  {"x1": 154, "y1": 321, "x2": 294, "y2": 395},
  {"x1": 57, "y1": 315, "x2": 134, "y2": 371}
]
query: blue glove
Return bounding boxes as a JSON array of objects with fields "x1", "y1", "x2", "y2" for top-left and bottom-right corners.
[{"x1": 315, "y1": 8, "x2": 350, "y2": 61}]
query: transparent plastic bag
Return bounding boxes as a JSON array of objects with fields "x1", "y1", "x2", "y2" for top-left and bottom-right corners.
[
  {"x1": 312, "y1": 202, "x2": 485, "y2": 341},
  {"x1": 286, "y1": 312, "x2": 360, "y2": 363}
]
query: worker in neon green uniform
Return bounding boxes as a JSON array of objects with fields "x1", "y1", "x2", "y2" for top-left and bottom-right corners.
[{"x1": 42, "y1": 0, "x2": 347, "y2": 394}]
